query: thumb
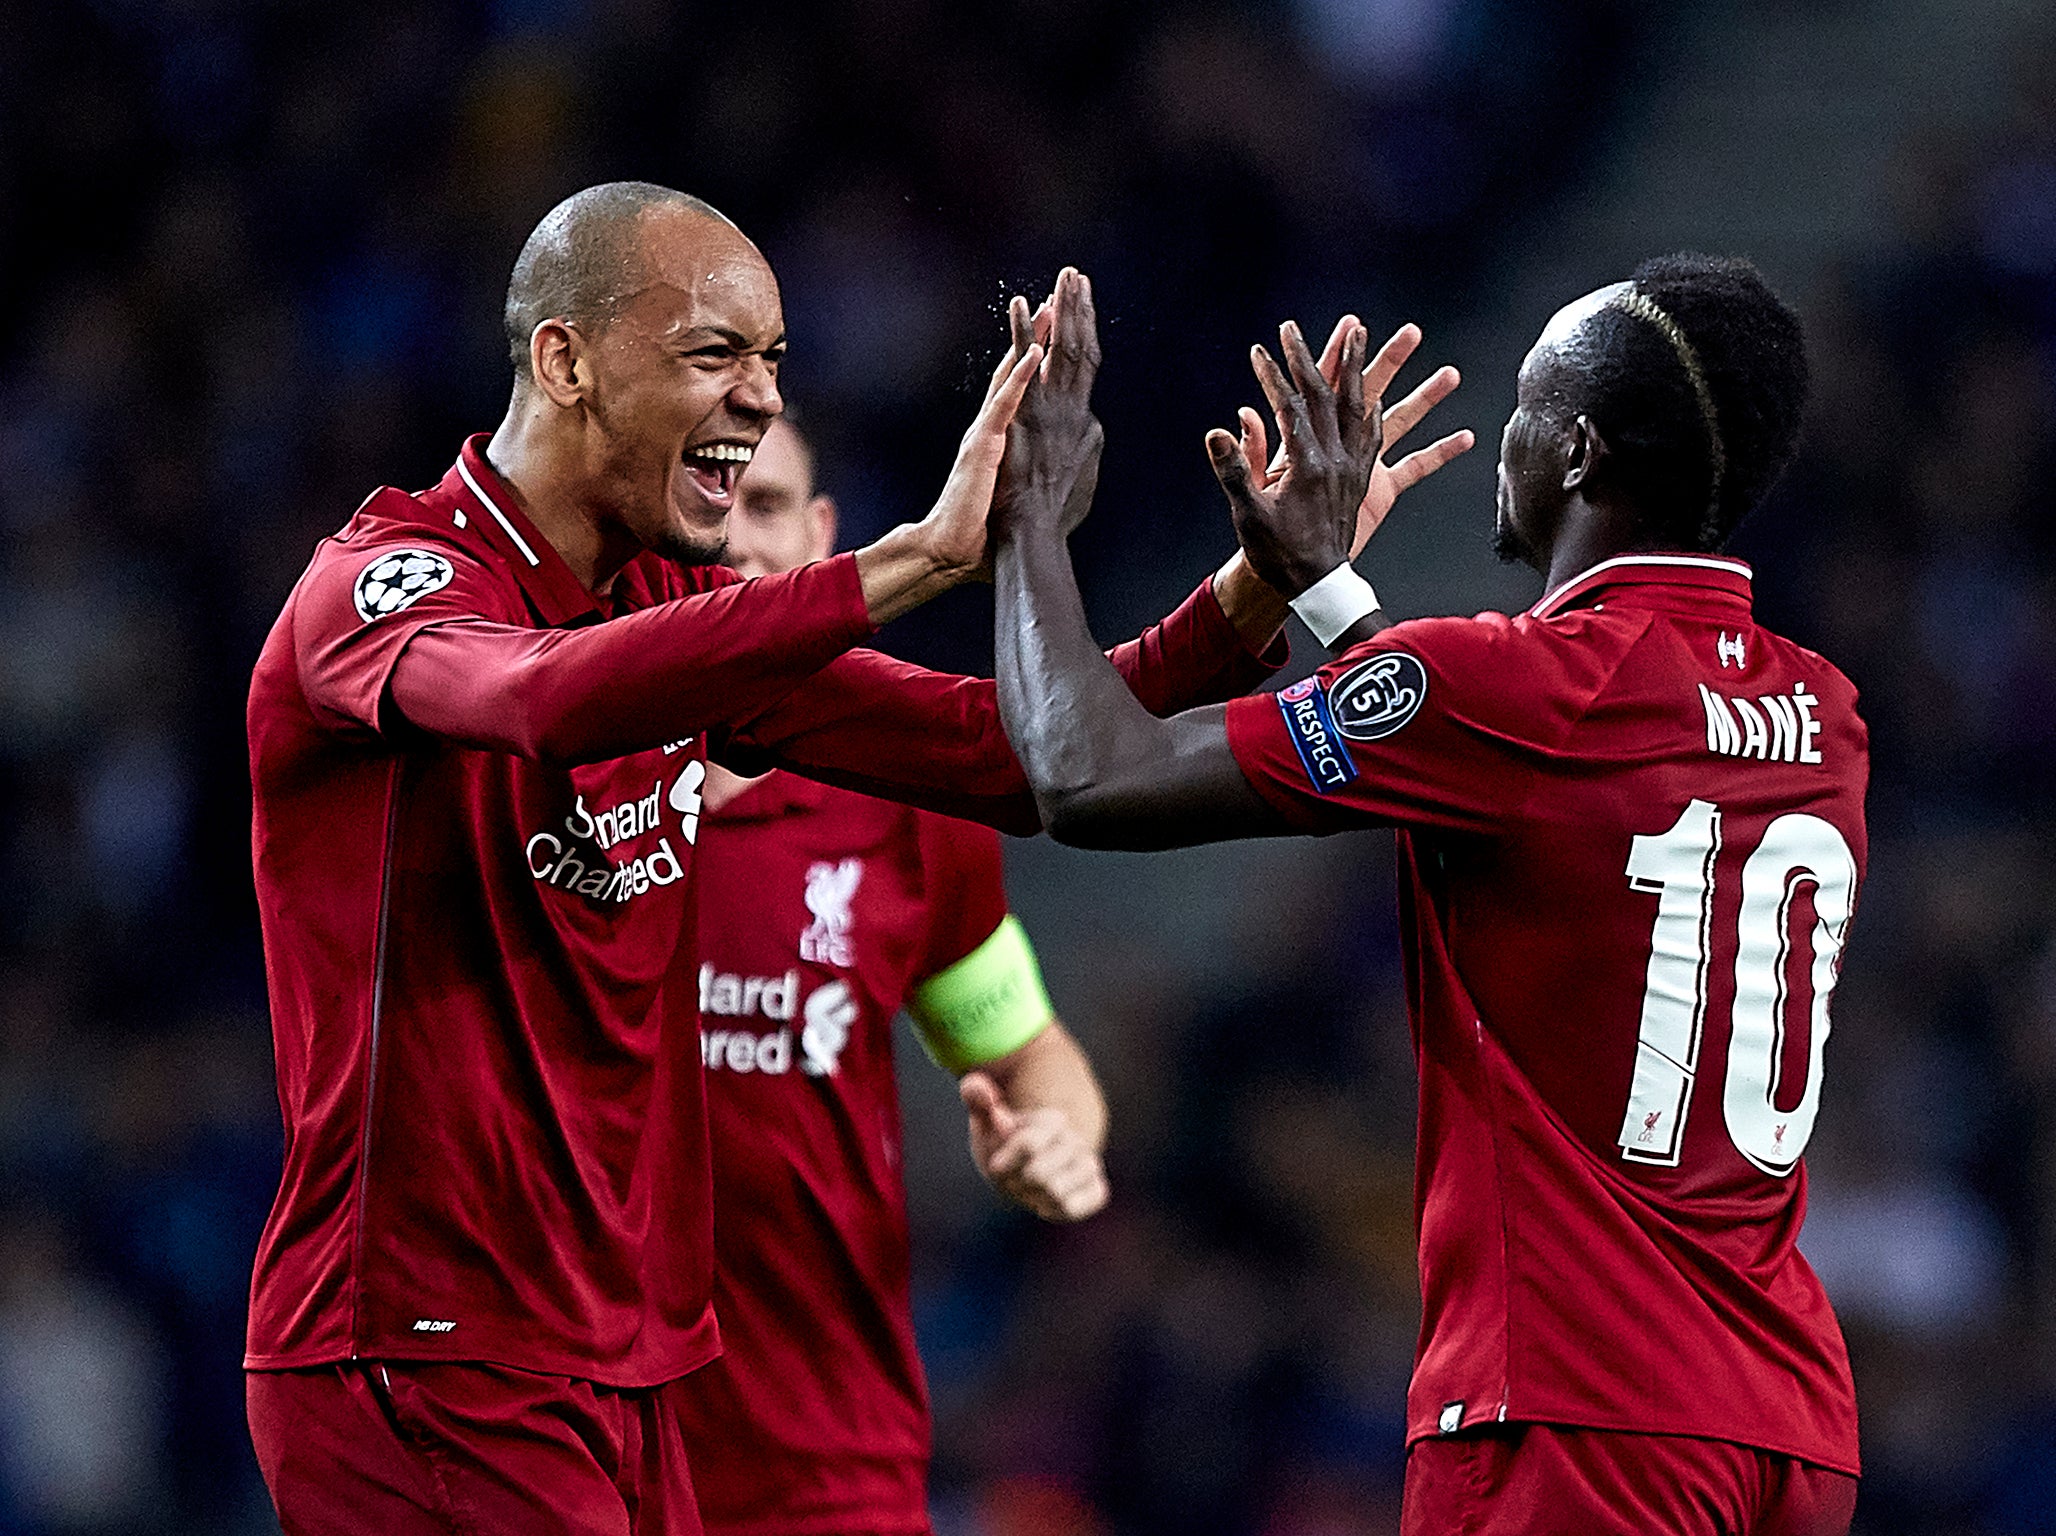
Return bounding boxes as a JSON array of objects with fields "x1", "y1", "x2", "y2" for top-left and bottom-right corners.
[
  {"x1": 1207, "y1": 428, "x2": 1258, "y2": 511},
  {"x1": 960, "y1": 1073, "x2": 1017, "y2": 1138}
]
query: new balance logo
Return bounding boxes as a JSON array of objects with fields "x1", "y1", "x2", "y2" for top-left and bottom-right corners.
[
  {"x1": 1717, "y1": 632, "x2": 1746, "y2": 668},
  {"x1": 412, "y1": 1319, "x2": 456, "y2": 1333},
  {"x1": 1698, "y1": 682, "x2": 1824, "y2": 764}
]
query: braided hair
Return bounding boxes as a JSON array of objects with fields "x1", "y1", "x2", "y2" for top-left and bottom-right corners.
[{"x1": 1574, "y1": 254, "x2": 1809, "y2": 551}]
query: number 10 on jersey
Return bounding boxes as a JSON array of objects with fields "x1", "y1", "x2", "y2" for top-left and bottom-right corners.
[{"x1": 1618, "y1": 799, "x2": 1856, "y2": 1175}]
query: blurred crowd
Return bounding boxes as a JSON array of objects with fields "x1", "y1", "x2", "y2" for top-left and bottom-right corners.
[
  {"x1": 0, "y1": 0, "x2": 2049, "y2": 1532},
  {"x1": 1735, "y1": 50, "x2": 2056, "y2": 1529}
]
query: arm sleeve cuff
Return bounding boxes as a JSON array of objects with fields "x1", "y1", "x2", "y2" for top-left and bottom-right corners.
[
  {"x1": 1111, "y1": 578, "x2": 1289, "y2": 717},
  {"x1": 906, "y1": 914, "x2": 1055, "y2": 1073}
]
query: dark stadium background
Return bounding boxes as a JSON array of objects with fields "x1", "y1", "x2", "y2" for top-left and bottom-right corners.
[{"x1": 2, "y1": 0, "x2": 2053, "y2": 1530}]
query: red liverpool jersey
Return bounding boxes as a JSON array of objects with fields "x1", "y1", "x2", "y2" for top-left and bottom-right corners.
[
  {"x1": 668, "y1": 782, "x2": 1012, "y2": 1535},
  {"x1": 1224, "y1": 555, "x2": 1867, "y2": 1474},
  {"x1": 247, "y1": 435, "x2": 1273, "y2": 1387}
]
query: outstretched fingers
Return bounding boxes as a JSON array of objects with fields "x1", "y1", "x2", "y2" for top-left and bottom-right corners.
[
  {"x1": 1251, "y1": 338, "x2": 1316, "y2": 470},
  {"x1": 1045, "y1": 267, "x2": 1102, "y2": 398},
  {"x1": 1315, "y1": 313, "x2": 1354, "y2": 390},
  {"x1": 1237, "y1": 406, "x2": 1274, "y2": 489},
  {"x1": 989, "y1": 299, "x2": 1034, "y2": 405},
  {"x1": 1388, "y1": 429, "x2": 1477, "y2": 494},
  {"x1": 1382, "y1": 364, "x2": 1461, "y2": 452},
  {"x1": 967, "y1": 341, "x2": 1045, "y2": 464},
  {"x1": 990, "y1": 342, "x2": 1045, "y2": 422},
  {"x1": 1335, "y1": 322, "x2": 1370, "y2": 463},
  {"x1": 983, "y1": 1110, "x2": 1108, "y2": 1221},
  {"x1": 1361, "y1": 323, "x2": 1423, "y2": 412},
  {"x1": 1278, "y1": 319, "x2": 1343, "y2": 458}
]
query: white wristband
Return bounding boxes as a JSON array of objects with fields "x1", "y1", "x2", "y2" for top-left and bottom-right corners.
[{"x1": 1288, "y1": 563, "x2": 1381, "y2": 647}]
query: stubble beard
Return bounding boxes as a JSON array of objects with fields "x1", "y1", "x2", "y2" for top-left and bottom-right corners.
[
  {"x1": 653, "y1": 527, "x2": 730, "y2": 568},
  {"x1": 1491, "y1": 519, "x2": 1535, "y2": 567},
  {"x1": 1491, "y1": 493, "x2": 1537, "y2": 568}
]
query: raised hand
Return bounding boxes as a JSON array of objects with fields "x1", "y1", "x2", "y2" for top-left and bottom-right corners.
[
  {"x1": 993, "y1": 266, "x2": 1105, "y2": 540},
  {"x1": 1229, "y1": 322, "x2": 1474, "y2": 560},
  {"x1": 852, "y1": 330, "x2": 1044, "y2": 625},
  {"x1": 961, "y1": 1071, "x2": 1110, "y2": 1222},
  {"x1": 1206, "y1": 318, "x2": 1374, "y2": 597},
  {"x1": 914, "y1": 333, "x2": 1046, "y2": 579}
]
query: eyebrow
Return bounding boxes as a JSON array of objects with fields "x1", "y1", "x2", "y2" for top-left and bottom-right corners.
[{"x1": 677, "y1": 327, "x2": 787, "y2": 352}]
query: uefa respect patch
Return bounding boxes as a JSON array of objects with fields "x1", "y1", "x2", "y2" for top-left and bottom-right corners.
[
  {"x1": 353, "y1": 549, "x2": 455, "y2": 622},
  {"x1": 1329, "y1": 652, "x2": 1428, "y2": 741},
  {"x1": 1275, "y1": 677, "x2": 1359, "y2": 794}
]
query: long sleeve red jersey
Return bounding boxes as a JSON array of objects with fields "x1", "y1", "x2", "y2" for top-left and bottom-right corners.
[
  {"x1": 669, "y1": 783, "x2": 1016, "y2": 1535},
  {"x1": 245, "y1": 435, "x2": 1278, "y2": 1386},
  {"x1": 1225, "y1": 555, "x2": 1865, "y2": 1474}
]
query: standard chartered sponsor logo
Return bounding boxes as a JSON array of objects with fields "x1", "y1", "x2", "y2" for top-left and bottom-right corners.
[
  {"x1": 567, "y1": 780, "x2": 665, "y2": 849},
  {"x1": 525, "y1": 829, "x2": 682, "y2": 904},
  {"x1": 700, "y1": 964, "x2": 800, "y2": 1021},
  {"x1": 668, "y1": 760, "x2": 705, "y2": 843},
  {"x1": 700, "y1": 969, "x2": 858, "y2": 1077},
  {"x1": 523, "y1": 766, "x2": 703, "y2": 906},
  {"x1": 800, "y1": 981, "x2": 857, "y2": 1075}
]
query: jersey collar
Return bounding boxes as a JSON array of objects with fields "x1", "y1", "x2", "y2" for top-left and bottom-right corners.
[
  {"x1": 442, "y1": 434, "x2": 604, "y2": 626},
  {"x1": 1529, "y1": 553, "x2": 1753, "y2": 620}
]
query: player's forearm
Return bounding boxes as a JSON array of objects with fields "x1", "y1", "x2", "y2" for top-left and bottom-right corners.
[
  {"x1": 712, "y1": 573, "x2": 1271, "y2": 838},
  {"x1": 852, "y1": 520, "x2": 978, "y2": 626},
  {"x1": 995, "y1": 527, "x2": 1274, "y2": 849},
  {"x1": 1210, "y1": 551, "x2": 1292, "y2": 655},
  {"x1": 993, "y1": 521, "x2": 1180, "y2": 838},
  {"x1": 976, "y1": 1021, "x2": 1107, "y2": 1153},
  {"x1": 388, "y1": 557, "x2": 871, "y2": 765},
  {"x1": 1105, "y1": 571, "x2": 1287, "y2": 716}
]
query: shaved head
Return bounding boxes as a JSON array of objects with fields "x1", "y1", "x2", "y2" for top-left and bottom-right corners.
[
  {"x1": 491, "y1": 180, "x2": 786, "y2": 579},
  {"x1": 1532, "y1": 281, "x2": 1632, "y2": 357},
  {"x1": 504, "y1": 182, "x2": 735, "y2": 378}
]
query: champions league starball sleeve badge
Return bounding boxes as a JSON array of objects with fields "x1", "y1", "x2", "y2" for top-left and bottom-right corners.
[{"x1": 353, "y1": 549, "x2": 456, "y2": 622}]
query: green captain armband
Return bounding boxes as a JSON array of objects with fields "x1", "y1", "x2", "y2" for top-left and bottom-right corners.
[{"x1": 906, "y1": 915, "x2": 1055, "y2": 1074}]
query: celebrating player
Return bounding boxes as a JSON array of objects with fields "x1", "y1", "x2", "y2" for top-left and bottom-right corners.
[
  {"x1": 991, "y1": 262, "x2": 1865, "y2": 1534},
  {"x1": 671, "y1": 416, "x2": 1107, "y2": 1536},
  {"x1": 240, "y1": 184, "x2": 1298, "y2": 1534}
]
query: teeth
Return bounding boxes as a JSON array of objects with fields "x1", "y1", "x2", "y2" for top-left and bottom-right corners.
[{"x1": 688, "y1": 443, "x2": 753, "y2": 464}]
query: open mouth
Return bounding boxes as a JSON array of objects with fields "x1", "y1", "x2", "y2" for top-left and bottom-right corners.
[{"x1": 681, "y1": 442, "x2": 753, "y2": 510}]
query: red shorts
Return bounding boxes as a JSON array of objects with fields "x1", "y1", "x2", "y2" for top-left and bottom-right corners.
[
  {"x1": 248, "y1": 1362, "x2": 703, "y2": 1536},
  {"x1": 1401, "y1": 1424, "x2": 1856, "y2": 1536}
]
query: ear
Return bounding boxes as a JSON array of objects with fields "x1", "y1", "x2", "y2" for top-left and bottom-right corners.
[
  {"x1": 806, "y1": 494, "x2": 838, "y2": 563},
  {"x1": 1563, "y1": 413, "x2": 1611, "y2": 492},
  {"x1": 529, "y1": 319, "x2": 590, "y2": 409}
]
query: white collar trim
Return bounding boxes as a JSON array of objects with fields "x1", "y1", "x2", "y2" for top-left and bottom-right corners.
[
  {"x1": 1529, "y1": 553, "x2": 1751, "y2": 619},
  {"x1": 455, "y1": 455, "x2": 542, "y2": 568}
]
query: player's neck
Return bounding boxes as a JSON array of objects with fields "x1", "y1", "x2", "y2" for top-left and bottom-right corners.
[
  {"x1": 485, "y1": 409, "x2": 640, "y2": 595},
  {"x1": 1538, "y1": 494, "x2": 1654, "y2": 596}
]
